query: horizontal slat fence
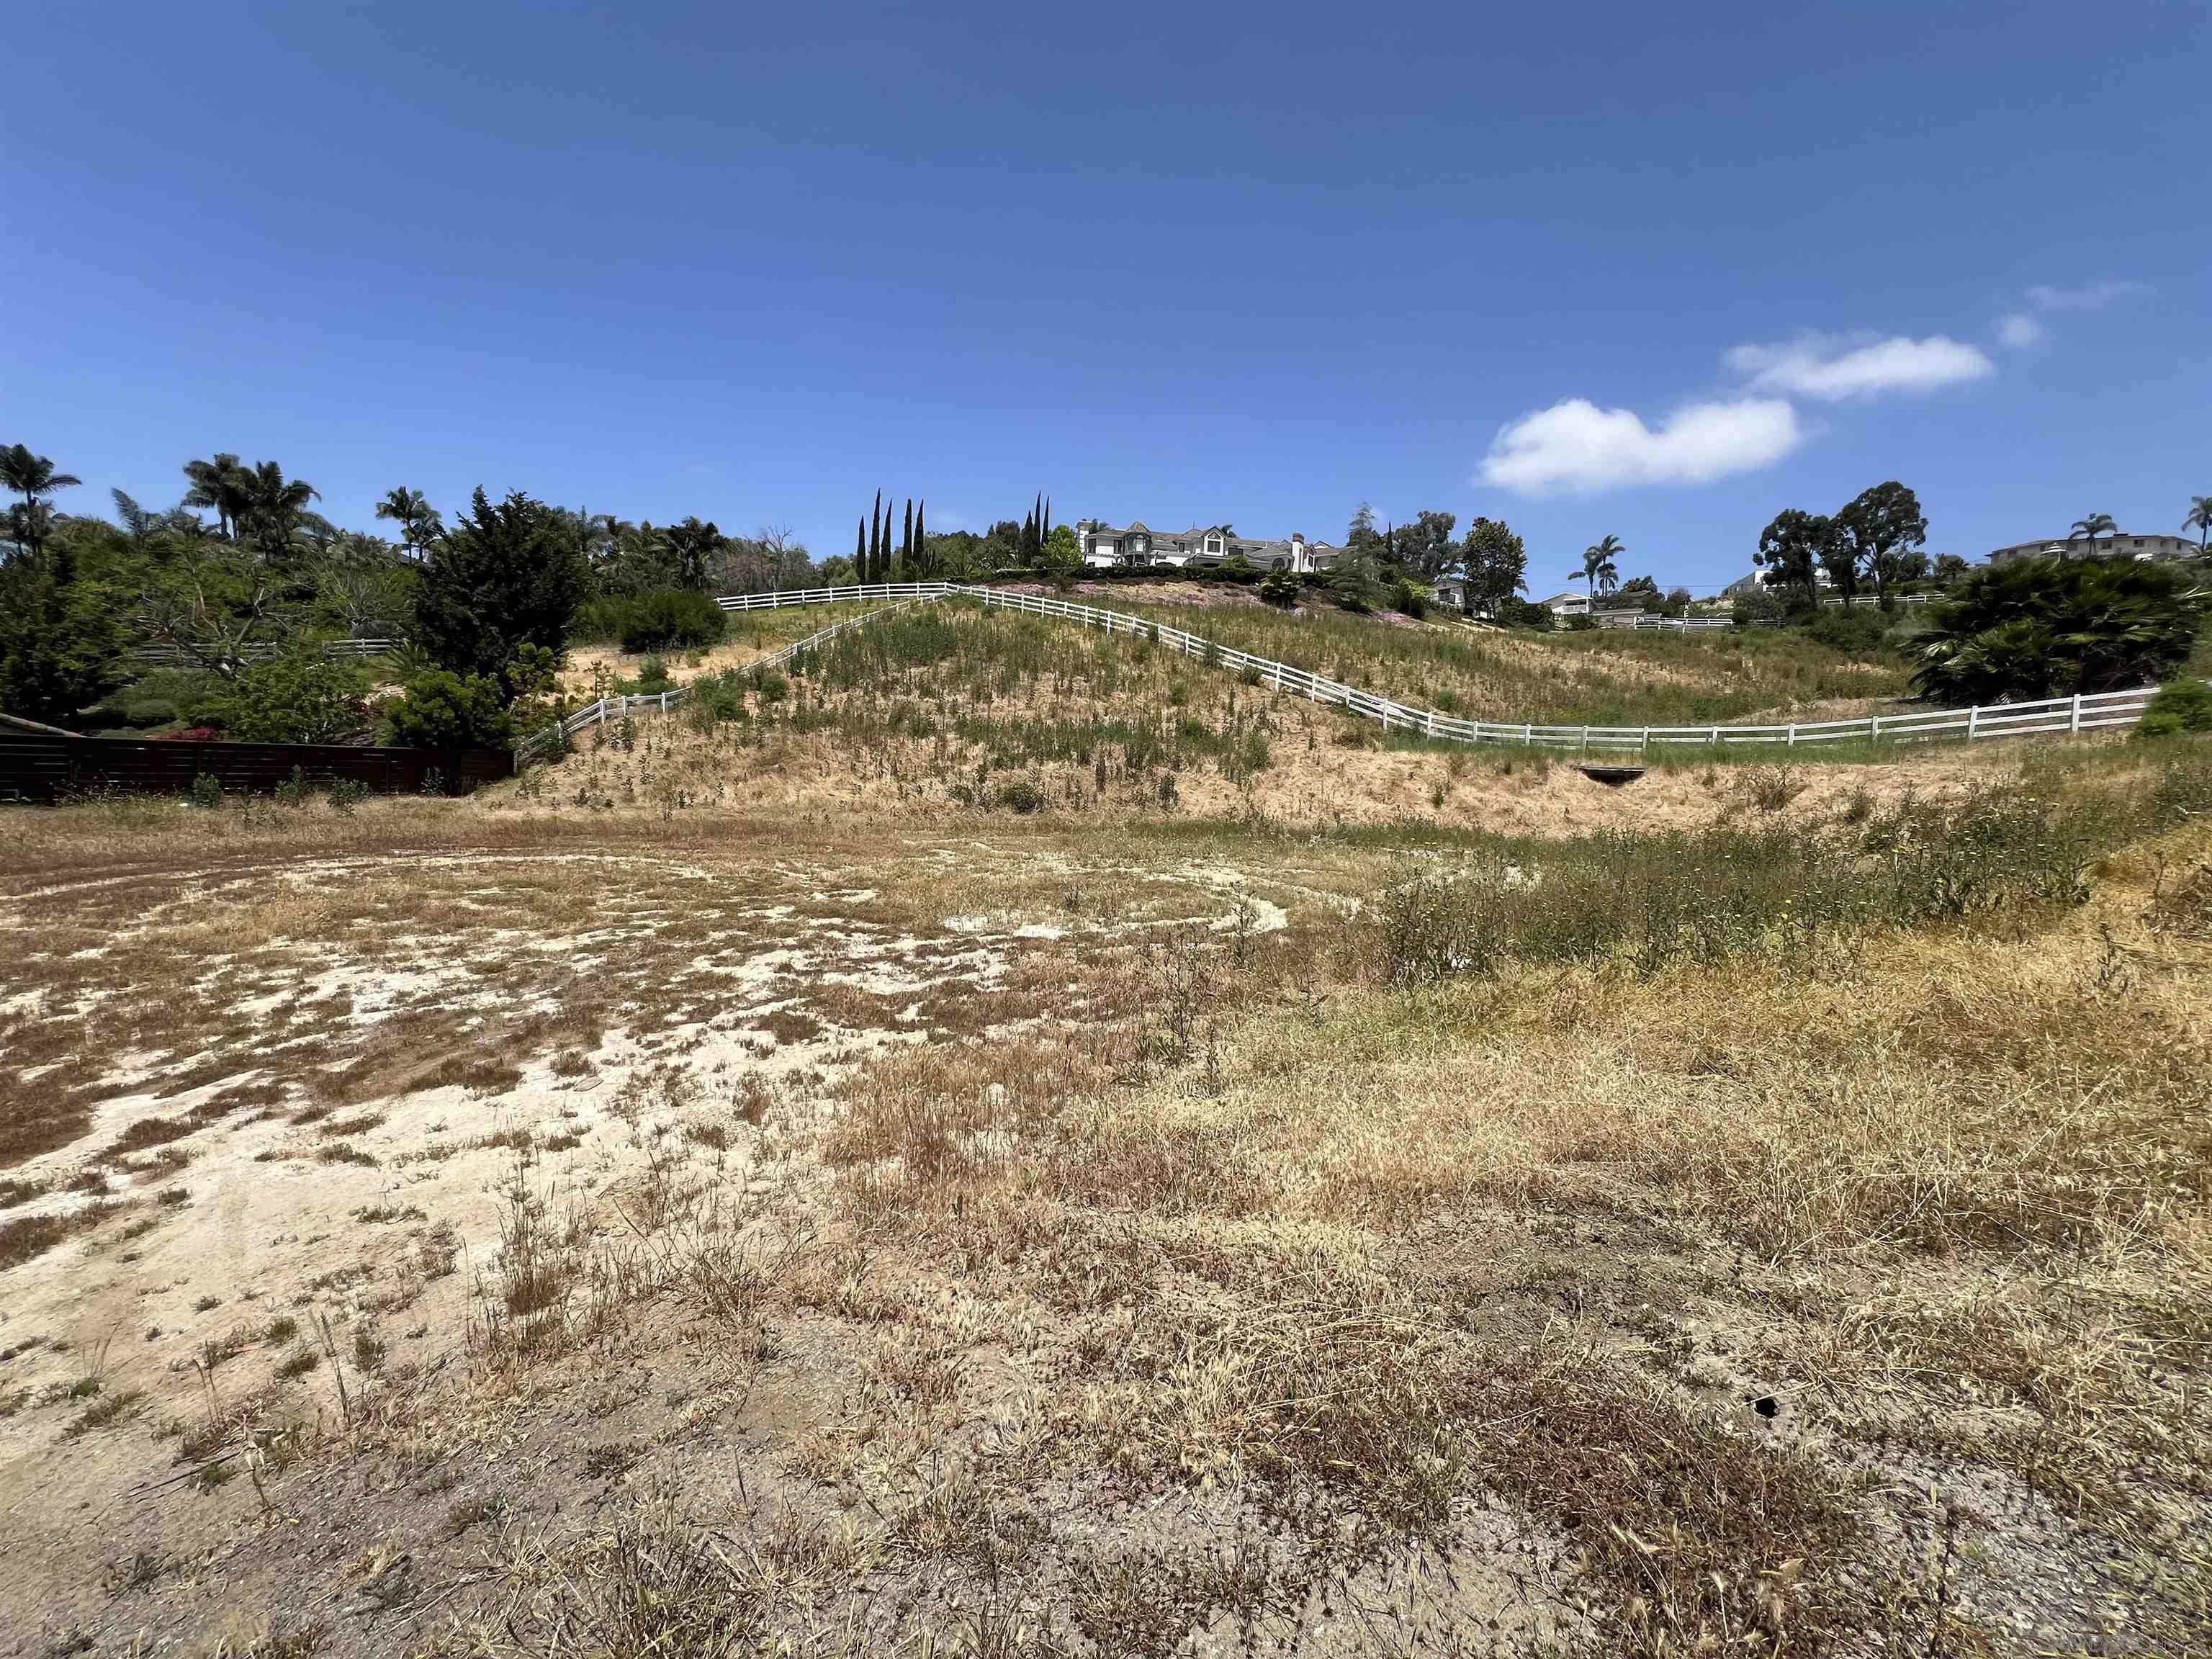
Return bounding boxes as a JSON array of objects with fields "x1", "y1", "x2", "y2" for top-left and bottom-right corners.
[
  {"x1": 510, "y1": 582, "x2": 2170, "y2": 765},
  {"x1": 1, "y1": 728, "x2": 510, "y2": 804},
  {"x1": 130, "y1": 638, "x2": 402, "y2": 664}
]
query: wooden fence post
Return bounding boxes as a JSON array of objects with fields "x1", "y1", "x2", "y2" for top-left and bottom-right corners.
[
  {"x1": 1968, "y1": 705, "x2": 1980, "y2": 740},
  {"x1": 2069, "y1": 694, "x2": 2082, "y2": 734}
]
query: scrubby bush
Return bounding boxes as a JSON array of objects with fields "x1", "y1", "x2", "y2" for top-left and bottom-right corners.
[
  {"x1": 381, "y1": 670, "x2": 513, "y2": 748},
  {"x1": 1393, "y1": 579, "x2": 1429, "y2": 620},
  {"x1": 996, "y1": 776, "x2": 1046, "y2": 814},
  {"x1": 687, "y1": 670, "x2": 751, "y2": 727},
  {"x1": 1259, "y1": 569, "x2": 1301, "y2": 608},
  {"x1": 576, "y1": 590, "x2": 728, "y2": 653},
  {"x1": 1912, "y1": 557, "x2": 2208, "y2": 705},
  {"x1": 1495, "y1": 596, "x2": 1556, "y2": 631},
  {"x1": 2137, "y1": 679, "x2": 2212, "y2": 738},
  {"x1": 1729, "y1": 588, "x2": 1789, "y2": 628},
  {"x1": 1799, "y1": 608, "x2": 1890, "y2": 657},
  {"x1": 88, "y1": 667, "x2": 212, "y2": 731},
  {"x1": 191, "y1": 654, "x2": 372, "y2": 744},
  {"x1": 1354, "y1": 778, "x2": 2105, "y2": 987}
]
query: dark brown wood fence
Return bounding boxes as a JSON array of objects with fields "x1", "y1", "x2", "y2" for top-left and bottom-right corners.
[{"x1": 0, "y1": 724, "x2": 511, "y2": 804}]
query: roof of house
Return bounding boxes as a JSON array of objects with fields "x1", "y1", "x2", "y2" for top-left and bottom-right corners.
[{"x1": 1083, "y1": 521, "x2": 1339, "y2": 560}]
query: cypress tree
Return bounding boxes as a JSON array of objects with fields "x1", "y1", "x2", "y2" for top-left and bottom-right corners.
[
  {"x1": 913, "y1": 499, "x2": 926, "y2": 577},
  {"x1": 853, "y1": 516, "x2": 866, "y2": 586},
  {"x1": 901, "y1": 498, "x2": 913, "y2": 575},
  {"x1": 1042, "y1": 496, "x2": 1051, "y2": 544},
  {"x1": 869, "y1": 493, "x2": 883, "y2": 585}
]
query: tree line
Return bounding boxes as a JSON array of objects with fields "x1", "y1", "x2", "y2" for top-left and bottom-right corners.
[{"x1": 0, "y1": 444, "x2": 850, "y2": 747}]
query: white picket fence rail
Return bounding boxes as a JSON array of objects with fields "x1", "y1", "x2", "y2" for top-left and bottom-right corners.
[
  {"x1": 131, "y1": 637, "x2": 403, "y2": 664},
  {"x1": 511, "y1": 582, "x2": 2168, "y2": 768},
  {"x1": 513, "y1": 600, "x2": 930, "y2": 765}
]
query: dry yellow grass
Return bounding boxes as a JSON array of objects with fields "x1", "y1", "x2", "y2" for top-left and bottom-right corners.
[{"x1": 3, "y1": 747, "x2": 2208, "y2": 1656}]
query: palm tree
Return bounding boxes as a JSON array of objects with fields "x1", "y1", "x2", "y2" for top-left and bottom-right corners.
[
  {"x1": 1575, "y1": 535, "x2": 1624, "y2": 611},
  {"x1": 181, "y1": 454, "x2": 249, "y2": 540},
  {"x1": 240, "y1": 461, "x2": 319, "y2": 563},
  {"x1": 2184, "y1": 496, "x2": 2212, "y2": 554},
  {"x1": 1, "y1": 445, "x2": 81, "y2": 554},
  {"x1": 663, "y1": 517, "x2": 721, "y2": 589},
  {"x1": 2068, "y1": 512, "x2": 2117, "y2": 557},
  {"x1": 374, "y1": 487, "x2": 443, "y2": 559}
]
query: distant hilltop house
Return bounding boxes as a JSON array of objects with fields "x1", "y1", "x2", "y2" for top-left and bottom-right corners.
[
  {"x1": 1990, "y1": 532, "x2": 2200, "y2": 565},
  {"x1": 1721, "y1": 567, "x2": 1837, "y2": 602},
  {"x1": 1536, "y1": 590, "x2": 1592, "y2": 617},
  {"x1": 1078, "y1": 521, "x2": 1341, "y2": 574}
]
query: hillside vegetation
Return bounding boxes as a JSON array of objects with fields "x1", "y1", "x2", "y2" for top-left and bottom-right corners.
[
  {"x1": 518, "y1": 601, "x2": 1983, "y2": 835},
  {"x1": 6, "y1": 738, "x2": 2211, "y2": 1656},
  {"x1": 1115, "y1": 594, "x2": 1912, "y2": 724}
]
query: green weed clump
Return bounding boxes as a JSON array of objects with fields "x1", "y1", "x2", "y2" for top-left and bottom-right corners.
[{"x1": 1353, "y1": 770, "x2": 2121, "y2": 986}]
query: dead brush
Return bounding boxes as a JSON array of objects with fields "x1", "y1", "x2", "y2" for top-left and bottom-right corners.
[
  {"x1": 471, "y1": 1156, "x2": 589, "y2": 1365},
  {"x1": 486, "y1": 1483, "x2": 773, "y2": 1656},
  {"x1": 823, "y1": 1045, "x2": 1027, "y2": 1203}
]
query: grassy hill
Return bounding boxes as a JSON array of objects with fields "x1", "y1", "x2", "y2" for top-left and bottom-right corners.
[
  {"x1": 1111, "y1": 593, "x2": 1912, "y2": 725},
  {"x1": 519, "y1": 600, "x2": 1987, "y2": 835}
]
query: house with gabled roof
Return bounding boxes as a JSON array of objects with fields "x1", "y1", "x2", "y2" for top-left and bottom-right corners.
[{"x1": 1078, "y1": 521, "x2": 1341, "y2": 575}]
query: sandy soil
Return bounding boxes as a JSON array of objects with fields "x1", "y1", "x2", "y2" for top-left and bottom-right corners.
[{"x1": 4, "y1": 741, "x2": 2202, "y2": 1656}]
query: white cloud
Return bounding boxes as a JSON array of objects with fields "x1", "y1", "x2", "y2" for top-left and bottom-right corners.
[
  {"x1": 1725, "y1": 333, "x2": 1995, "y2": 401},
  {"x1": 2024, "y1": 279, "x2": 2151, "y2": 313},
  {"x1": 1478, "y1": 397, "x2": 1801, "y2": 495},
  {"x1": 1997, "y1": 313, "x2": 2044, "y2": 348}
]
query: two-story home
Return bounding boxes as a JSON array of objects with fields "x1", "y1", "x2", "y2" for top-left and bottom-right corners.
[
  {"x1": 1990, "y1": 532, "x2": 2200, "y2": 565},
  {"x1": 1078, "y1": 521, "x2": 1341, "y2": 575}
]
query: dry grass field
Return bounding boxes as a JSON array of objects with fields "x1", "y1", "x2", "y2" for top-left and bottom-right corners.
[{"x1": 4, "y1": 667, "x2": 2211, "y2": 1655}]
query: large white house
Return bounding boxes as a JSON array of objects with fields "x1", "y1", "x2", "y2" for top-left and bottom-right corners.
[
  {"x1": 1990, "y1": 532, "x2": 2200, "y2": 565},
  {"x1": 1078, "y1": 521, "x2": 1341, "y2": 574}
]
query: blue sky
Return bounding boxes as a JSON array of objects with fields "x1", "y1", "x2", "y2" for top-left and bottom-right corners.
[{"x1": 6, "y1": 1, "x2": 2206, "y2": 593}]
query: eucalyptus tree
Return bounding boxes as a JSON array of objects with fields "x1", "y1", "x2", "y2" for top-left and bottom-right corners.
[
  {"x1": 1837, "y1": 482, "x2": 1928, "y2": 607},
  {"x1": 1755, "y1": 509, "x2": 1833, "y2": 608}
]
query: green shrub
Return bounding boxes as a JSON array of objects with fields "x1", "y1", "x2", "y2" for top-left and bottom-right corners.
[
  {"x1": 1259, "y1": 569, "x2": 1301, "y2": 608},
  {"x1": 687, "y1": 670, "x2": 751, "y2": 727},
  {"x1": 1393, "y1": 579, "x2": 1429, "y2": 620},
  {"x1": 328, "y1": 778, "x2": 371, "y2": 815},
  {"x1": 2137, "y1": 679, "x2": 2212, "y2": 739},
  {"x1": 382, "y1": 671, "x2": 513, "y2": 748},
  {"x1": 624, "y1": 591, "x2": 726, "y2": 653},
  {"x1": 1496, "y1": 596, "x2": 1556, "y2": 631},
  {"x1": 189, "y1": 773, "x2": 222, "y2": 811},
  {"x1": 1799, "y1": 608, "x2": 1890, "y2": 657},
  {"x1": 192, "y1": 655, "x2": 372, "y2": 745},
  {"x1": 996, "y1": 775, "x2": 1046, "y2": 814},
  {"x1": 1912, "y1": 558, "x2": 2208, "y2": 705},
  {"x1": 618, "y1": 654, "x2": 675, "y2": 696},
  {"x1": 573, "y1": 590, "x2": 728, "y2": 653}
]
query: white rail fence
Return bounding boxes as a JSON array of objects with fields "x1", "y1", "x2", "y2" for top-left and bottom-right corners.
[
  {"x1": 131, "y1": 637, "x2": 403, "y2": 664},
  {"x1": 513, "y1": 582, "x2": 2166, "y2": 768},
  {"x1": 513, "y1": 600, "x2": 930, "y2": 765}
]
